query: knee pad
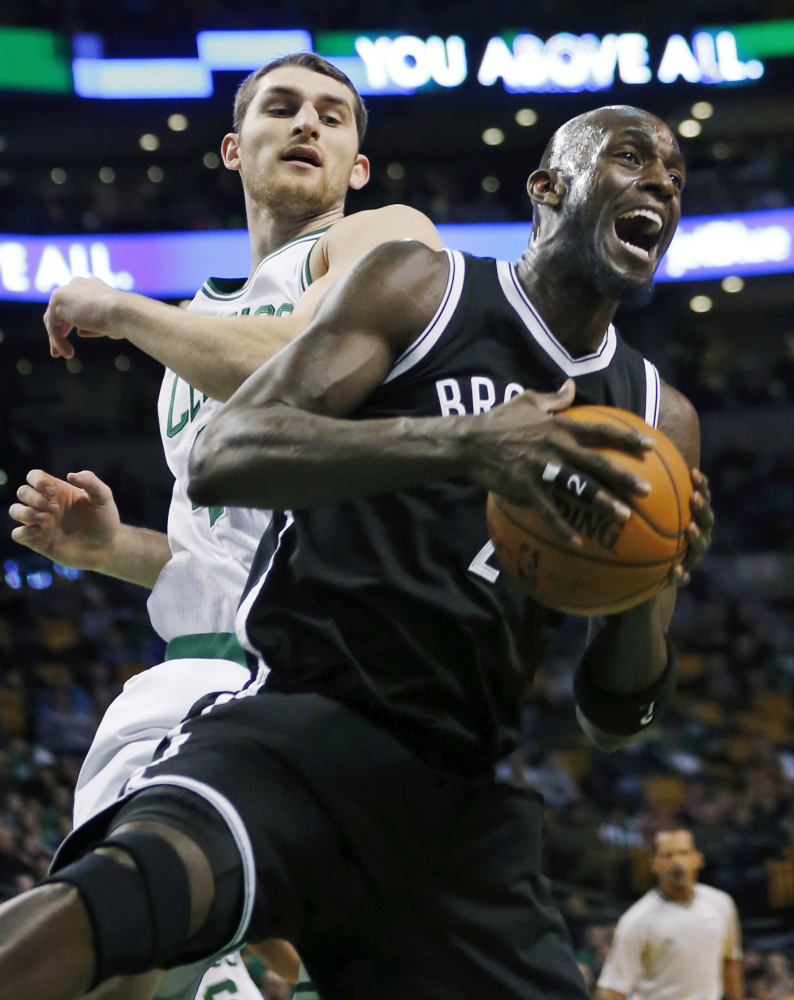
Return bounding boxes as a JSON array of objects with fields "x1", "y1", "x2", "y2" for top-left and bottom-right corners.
[
  {"x1": 109, "y1": 786, "x2": 245, "y2": 961},
  {"x1": 46, "y1": 786, "x2": 244, "y2": 990},
  {"x1": 44, "y1": 829, "x2": 191, "y2": 988}
]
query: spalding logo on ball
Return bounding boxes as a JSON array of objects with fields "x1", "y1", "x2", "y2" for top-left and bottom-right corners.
[{"x1": 487, "y1": 405, "x2": 692, "y2": 616}]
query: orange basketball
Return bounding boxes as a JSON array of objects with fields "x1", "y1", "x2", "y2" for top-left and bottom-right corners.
[{"x1": 486, "y1": 406, "x2": 692, "y2": 615}]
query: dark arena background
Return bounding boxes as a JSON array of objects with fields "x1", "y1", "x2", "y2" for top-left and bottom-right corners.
[{"x1": 2, "y1": 1, "x2": 794, "y2": 996}]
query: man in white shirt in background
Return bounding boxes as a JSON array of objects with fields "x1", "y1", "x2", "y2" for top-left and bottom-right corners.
[{"x1": 596, "y1": 828, "x2": 743, "y2": 1000}]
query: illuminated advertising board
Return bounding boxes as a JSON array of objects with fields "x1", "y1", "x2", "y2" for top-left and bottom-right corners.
[
  {"x1": 3, "y1": 21, "x2": 793, "y2": 98},
  {"x1": 1, "y1": 209, "x2": 792, "y2": 301}
]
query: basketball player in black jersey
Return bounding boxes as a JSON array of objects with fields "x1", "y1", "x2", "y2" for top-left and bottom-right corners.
[{"x1": 0, "y1": 106, "x2": 714, "y2": 1000}]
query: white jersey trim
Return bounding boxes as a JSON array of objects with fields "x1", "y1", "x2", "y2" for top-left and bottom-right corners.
[
  {"x1": 197, "y1": 227, "x2": 329, "y2": 303},
  {"x1": 124, "y1": 772, "x2": 256, "y2": 953},
  {"x1": 497, "y1": 260, "x2": 618, "y2": 376},
  {"x1": 643, "y1": 359, "x2": 661, "y2": 428},
  {"x1": 383, "y1": 249, "x2": 465, "y2": 383},
  {"x1": 236, "y1": 513, "x2": 295, "y2": 656}
]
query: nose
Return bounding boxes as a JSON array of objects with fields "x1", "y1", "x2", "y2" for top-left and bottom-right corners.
[
  {"x1": 291, "y1": 101, "x2": 321, "y2": 141},
  {"x1": 638, "y1": 160, "x2": 677, "y2": 202}
]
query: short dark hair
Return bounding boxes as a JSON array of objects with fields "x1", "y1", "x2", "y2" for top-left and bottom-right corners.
[{"x1": 233, "y1": 52, "x2": 368, "y2": 144}]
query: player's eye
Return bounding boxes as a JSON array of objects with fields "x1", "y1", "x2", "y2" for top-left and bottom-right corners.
[
  {"x1": 617, "y1": 150, "x2": 640, "y2": 165},
  {"x1": 670, "y1": 173, "x2": 683, "y2": 190},
  {"x1": 321, "y1": 116, "x2": 341, "y2": 126},
  {"x1": 269, "y1": 106, "x2": 293, "y2": 116}
]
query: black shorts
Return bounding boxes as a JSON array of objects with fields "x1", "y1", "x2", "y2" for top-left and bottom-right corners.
[{"x1": 63, "y1": 690, "x2": 588, "y2": 1000}]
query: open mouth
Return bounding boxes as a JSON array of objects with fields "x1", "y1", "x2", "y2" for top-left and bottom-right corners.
[
  {"x1": 614, "y1": 208, "x2": 664, "y2": 261},
  {"x1": 281, "y1": 147, "x2": 322, "y2": 168}
]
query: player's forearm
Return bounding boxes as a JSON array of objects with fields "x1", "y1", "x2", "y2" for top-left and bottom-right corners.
[
  {"x1": 584, "y1": 600, "x2": 668, "y2": 696},
  {"x1": 96, "y1": 524, "x2": 172, "y2": 589},
  {"x1": 723, "y1": 959, "x2": 743, "y2": 1000},
  {"x1": 188, "y1": 402, "x2": 472, "y2": 509},
  {"x1": 113, "y1": 294, "x2": 301, "y2": 401},
  {"x1": 575, "y1": 596, "x2": 672, "y2": 750}
]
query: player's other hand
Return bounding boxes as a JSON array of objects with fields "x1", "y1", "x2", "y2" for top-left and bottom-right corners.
[
  {"x1": 9, "y1": 469, "x2": 121, "y2": 571},
  {"x1": 466, "y1": 378, "x2": 654, "y2": 547},
  {"x1": 669, "y1": 468, "x2": 714, "y2": 586},
  {"x1": 44, "y1": 277, "x2": 126, "y2": 359}
]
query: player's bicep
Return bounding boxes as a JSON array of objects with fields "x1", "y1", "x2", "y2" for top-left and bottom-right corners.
[
  {"x1": 250, "y1": 319, "x2": 396, "y2": 418},
  {"x1": 225, "y1": 240, "x2": 448, "y2": 419}
]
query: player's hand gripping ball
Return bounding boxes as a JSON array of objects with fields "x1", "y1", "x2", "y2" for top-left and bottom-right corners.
[{"x1": 487, "y1": 406, "x2": 693, "y2": 615}]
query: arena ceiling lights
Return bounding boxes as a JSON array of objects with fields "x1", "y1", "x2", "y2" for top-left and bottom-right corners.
[{"x1": 0, "y1": 21, "x2": 790, "y2": 98}]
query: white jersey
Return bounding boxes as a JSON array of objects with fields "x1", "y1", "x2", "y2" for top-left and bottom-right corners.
[
  {"x1": 147, "y1": 226, "x2": 329, "y2": 643},
  {"x1": 597, "y1": 884, "x2": 742, "y2": 1000}
]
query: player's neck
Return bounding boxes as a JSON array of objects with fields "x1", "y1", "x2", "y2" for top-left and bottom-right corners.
[
  {"x1": 515, "y1": 252, "x2": 619, "y2": 358},
  {"x1": 658, "y1": 883, "x2": 696, "y2": 904},
  {"x1": 246, "y1": 203, "x2": 345, "y2": 271}
]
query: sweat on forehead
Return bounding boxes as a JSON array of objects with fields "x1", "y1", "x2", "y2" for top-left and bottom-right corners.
[{"x1": 541, "y1": 106, "x2": 669, "y2": 174}]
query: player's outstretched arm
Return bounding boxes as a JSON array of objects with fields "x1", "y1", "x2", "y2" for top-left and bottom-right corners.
[
  {"x1": 575, "y1": 383, "x2": 714, "y2": 751},
  {"x1": 189, "y1": 241, "x2": 654, "y2": 534},
  {"x1": 43, "y1": 206, "x2": 443, "y2": 403},
  {"x1": 9, "y1": 469, "x2": 171, "y2": 590}
]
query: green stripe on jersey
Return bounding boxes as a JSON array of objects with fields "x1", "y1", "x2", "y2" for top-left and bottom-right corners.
[
  {"x1": 164, "y1": 632, "x2": 247, "y2": 666},
  {"x1": 301, "y1": 245, "x2": 314, "y2": 292}
]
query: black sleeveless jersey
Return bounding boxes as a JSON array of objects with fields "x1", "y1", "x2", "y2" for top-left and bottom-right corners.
[{"x1": 240, "y1": 250, "x2": 662, "y2": 777}]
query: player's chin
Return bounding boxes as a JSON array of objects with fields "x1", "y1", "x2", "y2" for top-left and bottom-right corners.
[
  {"x1": 604, "y1": 232, "x2": 658, "y2": 284},
  {"x1": 594, "y1": 244, "x2": 656, "y2": 305}
]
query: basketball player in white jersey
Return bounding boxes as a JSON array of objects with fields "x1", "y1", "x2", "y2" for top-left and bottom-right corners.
[
  {"x1": 597, "y1": 829, "x2": 743, "y2": 1000},
  {"x1": 10, "y1": 52, "x2": 442, "y2": 1000}
]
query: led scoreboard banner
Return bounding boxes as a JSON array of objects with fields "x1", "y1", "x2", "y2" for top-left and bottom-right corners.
[
  {"x1": 0, "y1": 21, "x2": 793, "y2": 98},
  {"x1": 1, "y1": 209, "x2": 793, "y2": 301}
]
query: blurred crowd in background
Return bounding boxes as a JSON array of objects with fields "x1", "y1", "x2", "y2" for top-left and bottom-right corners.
[
  {"x1": 2, "y1": 546, "x2": 794, "y2": 996},
  {"x1": 12, "y1": 550, "x2": 773, "y2": 991}
]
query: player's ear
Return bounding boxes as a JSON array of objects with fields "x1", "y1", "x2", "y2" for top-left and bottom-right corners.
[
  {"x1": 348, "y1": 153, "x2": 370, "y2": 191},
  {"x1": 527, "y1": 168, "x2": 565, "y2": 208},
  {"x1": 222, "y1": 133, "x2": 242, "y2": 172}
]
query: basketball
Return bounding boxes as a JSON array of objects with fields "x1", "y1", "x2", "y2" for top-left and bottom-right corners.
[{"x1": 486, "y1": 406, "x2": 693, "y2": 615}]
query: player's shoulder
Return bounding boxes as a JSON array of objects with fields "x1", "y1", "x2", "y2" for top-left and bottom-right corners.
[
  {"x1": 618, "y1": 889, "x2": 661, "y2": 929},
  {"x1": 658, "y1": 379, "x2": 700, "y2": 467},
  {"x1": 694, "y1": 882, "x2": 736, "y2": 911},
  {"x1": 321, "y1": 204, "x2": 443, "y2": 258}
]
